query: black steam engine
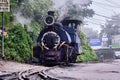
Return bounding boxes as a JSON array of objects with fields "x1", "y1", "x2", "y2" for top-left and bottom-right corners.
[{"x1": 33, "y1": 11, "x2": 82, "y2": 65}]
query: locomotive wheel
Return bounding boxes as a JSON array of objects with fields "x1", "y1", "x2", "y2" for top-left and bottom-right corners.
[
  {"x1": 70, "y1": 54, "x2": 77, "y2": 63},
  {"x1": 69, "y1": 48, "x2": 77, "y2": 63}
]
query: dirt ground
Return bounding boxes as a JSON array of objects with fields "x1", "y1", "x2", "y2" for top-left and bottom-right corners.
[
  {"x1": 46, "y1": 59, "x2": 120, "y2": 80},
  {"x1": 0, "y1": 60, "x2": 120, "y2": 80},
  {"x1": 0, "y1": 60, "x2": 47, "y2": 73}
]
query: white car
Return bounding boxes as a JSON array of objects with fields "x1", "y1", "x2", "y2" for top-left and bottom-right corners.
[{"x1": 114, "y1": 51, "x2": 120, "y2": 59}]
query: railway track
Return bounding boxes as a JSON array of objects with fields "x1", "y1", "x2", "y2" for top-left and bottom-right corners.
[
  {"x1": 0, "y1": 72, "x2": 19, "y2": 80},
  {"x1": 0, "y1": 66, "x2": 58, "y2": 80},
  {"x1": 1, "y1": 60, "x2": 120, "y2": 80},
  {"x1": 18, "y1": 67, "x2": 58, "y2": 80}
]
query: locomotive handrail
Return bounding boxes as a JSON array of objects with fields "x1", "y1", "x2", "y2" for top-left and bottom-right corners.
[
  {"x1": 58, "y1": 41, "x2": 66, "y2": 49},
  {"x1": 63, "y1": 44, "x2": 69, "y2": 63},
  {"x1": 38, "y1": 43, "x2": 44, "y2": 52}
]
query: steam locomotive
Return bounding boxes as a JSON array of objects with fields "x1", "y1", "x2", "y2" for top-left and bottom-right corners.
[{"x1": 32, "y1": 11, "x2": 82, "y2": 65}]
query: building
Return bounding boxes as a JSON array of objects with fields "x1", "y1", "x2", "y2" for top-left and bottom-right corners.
[{"x1": 112, "y1": 35, "x2": 120, "y2": 48}]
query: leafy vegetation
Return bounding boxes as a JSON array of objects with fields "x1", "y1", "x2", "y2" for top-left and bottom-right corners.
[
  {"x1": 0, "y1": 13, "x2": 13, "y2": 26},
  {"x1": 76, "y1": 32, "x2": 98, "y2": 62},
  {"x1": 0, "y1": 24, "x2": 32, "y2": 62},
  {"x1": 20, "y1": 0, "x2": 52, "y2": 18},
  {"x1": 30, "y1": 21, "x2": 42, "y2": 42}
]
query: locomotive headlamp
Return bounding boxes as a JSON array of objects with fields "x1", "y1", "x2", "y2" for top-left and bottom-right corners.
[
  {"x1": 41, "y1": 31, "x2": 60, "y2": 49},
  {"x1": 44, "y1": 15, "x2": 55, "y2": 26}
]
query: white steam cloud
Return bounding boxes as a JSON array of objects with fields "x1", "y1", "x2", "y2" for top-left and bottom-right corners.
[
  {"x1": 14, "y1": 11, "x2": 32, "y2": 31},
  {"x1": 51, "y1": 0, "x2": 91, "y2": 20},
  {"x1": 51, "y1": 0, "x2": 91, "y2": 9}
]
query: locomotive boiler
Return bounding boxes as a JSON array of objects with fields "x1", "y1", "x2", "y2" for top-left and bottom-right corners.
[{"x1": 32, "y1": 11, "x2": 82, "y2": 65}]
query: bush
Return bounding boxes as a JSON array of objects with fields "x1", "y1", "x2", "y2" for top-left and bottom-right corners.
[
  {"x1": 76, "y1": 32, "x2": 98, "y2": 62},
  {"x1": 0, "y1": 24, "x2": 32, "y2": 62}
]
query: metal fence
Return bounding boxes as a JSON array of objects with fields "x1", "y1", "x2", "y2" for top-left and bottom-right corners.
[{"x1": 95, "y1": 48, "x2": 120, "y2": 60}]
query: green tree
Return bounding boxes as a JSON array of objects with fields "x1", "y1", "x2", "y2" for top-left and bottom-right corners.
[
  {"x1": 77, "y1": 32, "x2": 98, "y2": 62},
  {"x1": 100, "y1": 14, "x2": 120, "y2": 36},
  {"x1": 18, "y1": 0, "x2": 52, "y2": 40},
  {"x1": 67, "y1": 1, "x2": 94, "y2": 19},
  {"x1": 30, "y1": 21, "x2": 43, "y2": 43},
  {"x1": 20, "y1": 0, "x2": 52, "y2": 18},
  {"x1": 55, "y1": 0, "x2": 94, "y2": 21}
]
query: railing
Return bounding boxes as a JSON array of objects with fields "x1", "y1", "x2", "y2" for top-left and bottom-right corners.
[{"x1": 95, "y1": 48, "x2": 120, "y2": 60}]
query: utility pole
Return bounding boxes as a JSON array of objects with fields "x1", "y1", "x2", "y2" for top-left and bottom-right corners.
[
  {"x1": 2, "y1": 12, "x2": 4, "y2": 58},
  {"x1": 0, "y1": 0, "x2": 10, "y2": 59}
]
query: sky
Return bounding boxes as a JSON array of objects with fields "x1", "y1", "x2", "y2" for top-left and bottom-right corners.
[{"x1": 85, "y1": 0, "x2": 120, "y2": 32}]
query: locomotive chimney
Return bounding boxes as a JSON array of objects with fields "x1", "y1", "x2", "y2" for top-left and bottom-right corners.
[
  {"x1": 44, "y1": 11, "x2": 55, "y2": 26},
  {"x1": 47, "y1": 11, "x2": 55, "y2": 17}
]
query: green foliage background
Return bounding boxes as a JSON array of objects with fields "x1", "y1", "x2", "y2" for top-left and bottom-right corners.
[
  {"x1": 21, "y1": 0, "x2": 52, "y2": 18},
  {"x1": 0, "y1": 24, "x2": 32, "y2": 62},
  {"x1": 77, "y1": 32, "x2": 98, "y2": 62}
]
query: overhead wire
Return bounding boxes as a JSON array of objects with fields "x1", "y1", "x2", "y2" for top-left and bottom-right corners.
[
  {"x1": 93, "y1": 1, "x2": 120, "y2": 8},
  {"x1": 86, "y1": 13, "x2": 120, "y2": 26},
  {"x1": 95, "y1": 13, "x2": 111, "y2": 19},
  {"x1": 85, "y1": 20, "x2": 104, "y2": 25},
  {"x1": 105, "y1": 0, "x2": 120, "y2": 7},
  {"x1": 92, "y1": 3, "x2": 114, "y2": 12},
  {"x1": 85, "y1": 19, "x2": 105, "y2": 26},
  {"x1": 91, "y1": 1, "x2": 120, "y2": 21},
  {"x1": 86, "y1": 17, "x2": 105, "y2": 22},
  {"x1": 91, "y1": 0, "x2": 120, "y2": 19},
  {"x1": 85, "y1": 0, "x2": 120, "y2": 26},
  {"x1": 87, "y1": 21, "x2": 103, "y2": 25},
  {"x1": 94, "y1": 13, "x2": 120, "y2": 21}
]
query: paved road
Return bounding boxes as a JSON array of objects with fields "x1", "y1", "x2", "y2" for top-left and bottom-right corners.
[{"x1": 45, "y1": 59, "x2": 120, "y2": 80}]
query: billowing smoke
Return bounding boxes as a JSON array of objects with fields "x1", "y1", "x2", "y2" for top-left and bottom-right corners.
[
  {"x1": 13, "y1": 0, "x2": 51, "y2": 31},
  {"x1": 14, "y1": 11, "x2": 32, "y2": 31},
  {"x1": 51, "y1": 0, "x2": 91, "y2": 21},
  {"x1": 14, "y1": 12, "x2": 31, "y2": 26},
  {"x1": 13, "y1": 0, "x2": 91, "y2": 28},
  {"x1": 51, "y1": 0, "x2": 91, "y2": 9}
]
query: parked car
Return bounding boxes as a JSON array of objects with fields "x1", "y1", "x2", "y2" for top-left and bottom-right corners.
[{"x1": 114, "y1": 51, "x2": 120, "y2": 59}]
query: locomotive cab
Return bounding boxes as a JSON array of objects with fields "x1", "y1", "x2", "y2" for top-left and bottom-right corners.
[
  {"x1": 62, "y1": 20, "x2": 82, "y2": 54},
  {"x1": 62, "y1": 19, "x2": 82, "y2": 29}
]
